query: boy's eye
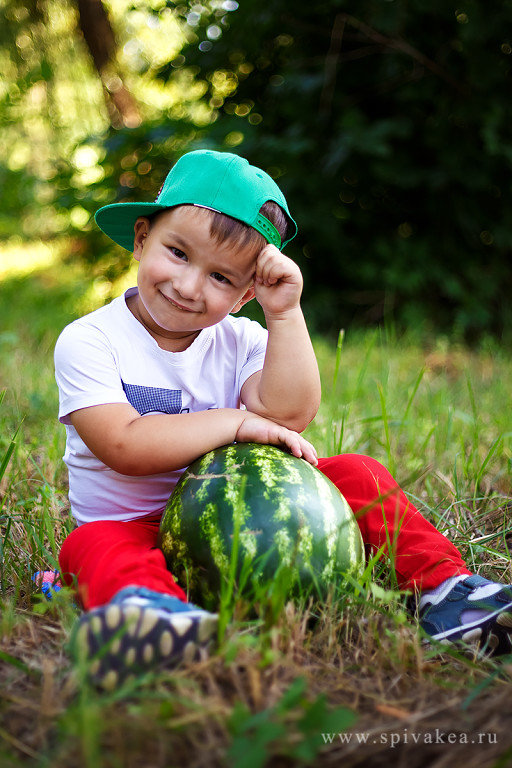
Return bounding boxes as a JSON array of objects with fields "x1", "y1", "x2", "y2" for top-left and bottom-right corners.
[
  {"x1": 211, "y1": 272, "x2": 230, "y2": 285},
  {"x1": 170, "y1": 246, "x2": 186, "y2": 260}
]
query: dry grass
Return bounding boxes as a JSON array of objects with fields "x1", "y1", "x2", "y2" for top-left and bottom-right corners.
[{"x1": 2, "y1": 595, "x2": 512, "y2": 767}]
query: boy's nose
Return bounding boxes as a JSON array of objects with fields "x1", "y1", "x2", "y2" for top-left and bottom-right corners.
[{"x1": 173, "y1": 267, "x2": 203, "y2": 302}]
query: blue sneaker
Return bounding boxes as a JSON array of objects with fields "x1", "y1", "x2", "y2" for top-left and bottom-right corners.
[
  {"x1": 418, "y1": 575, "x2": 512, "y2": 656},
  {"x1": 70, "y1": 587, "x2": 218, "y2": 689}
]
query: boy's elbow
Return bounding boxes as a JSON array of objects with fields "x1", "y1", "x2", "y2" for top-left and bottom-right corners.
[
  {"x1": 278, "y1": 401, "x2": 320, "y2": 433},
  {"x1": 248, "y1": 387, "x2": 321, "y2": 433},
  {"x1": 287, "y1": 413, "x2": 318, "y2": 434},
  {"x1": 296, "y1": 394, "x2": 321, "y2": 432},
  {"x1": 275, "y1": 398, "x2": 321, "y2": 432}
]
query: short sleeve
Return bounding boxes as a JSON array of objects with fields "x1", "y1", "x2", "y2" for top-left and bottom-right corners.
[
  {"x1": 54, "y1": 321, "x2": 130, "y2": 425},
  {"x1": 237, "y1": 318, "x2": 268, "y2": 391}
]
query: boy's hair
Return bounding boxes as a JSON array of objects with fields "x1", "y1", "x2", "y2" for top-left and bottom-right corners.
[
  {"x1": 209, "y1": 201, "x2": 289, "y2": 253},
  {"x1": 149, "y1": 201, "x2": 289, "y2": 255}
]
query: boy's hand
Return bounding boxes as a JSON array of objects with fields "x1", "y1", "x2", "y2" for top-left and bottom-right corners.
[
  {"x1": 235, "y1": 411, "x2": 318, "y2": 466},
  {"x1": 254, "y1": 245, "x2": 303, "y2": 318}
]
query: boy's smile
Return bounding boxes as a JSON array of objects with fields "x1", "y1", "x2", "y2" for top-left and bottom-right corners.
[{"x1": 127, "y1": 206, "x2": 257, "y2": 351}]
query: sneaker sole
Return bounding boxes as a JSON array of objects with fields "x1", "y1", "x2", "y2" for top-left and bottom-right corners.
[
  {"x1": 426, "y1": 601, "x2": 512, "y2": 656},
  {"x1": 70, "y1": 603, "x2": 218, "y2": 690}
]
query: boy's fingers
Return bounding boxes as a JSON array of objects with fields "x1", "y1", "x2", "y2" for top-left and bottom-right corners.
[
  {"x1": 238, "y1": 417, "x2": 317, "y2": 467},
  {"x1": 279, "y1": 429, "x2": 318, "y2": 466},
  {"x1": 256, "y1": 257, "x2": 277, "y2": 286},
  {"x1": 303, "y1": 447, "x2": 318, "y2": 466},
  {"x1": 265, "y1": 263, "x2": 302, "y2": 291},
  {"x1": 298, "y1": 437, "x2": 318, "y2": 466},
  {"x1": 256, "y1": 249, "x2": 293, "y2": 286}
]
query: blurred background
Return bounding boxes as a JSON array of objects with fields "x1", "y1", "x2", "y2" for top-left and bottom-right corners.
[{"x1": 1, "y1": 0, "x2": 511, "y2": 340}]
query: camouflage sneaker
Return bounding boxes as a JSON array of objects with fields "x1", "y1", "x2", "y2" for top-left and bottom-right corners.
[{"x1": 70, "y1": 586, "x2": 218, "y2": 689}]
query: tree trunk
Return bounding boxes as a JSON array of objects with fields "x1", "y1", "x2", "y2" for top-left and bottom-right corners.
[{"x1": 75, "y1": 0, "x2": 141, "y2": 128}]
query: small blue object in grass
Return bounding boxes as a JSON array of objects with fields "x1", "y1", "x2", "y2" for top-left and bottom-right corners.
[{"x1": 32, "y1": 570, "x2": 62, "y2": 600}]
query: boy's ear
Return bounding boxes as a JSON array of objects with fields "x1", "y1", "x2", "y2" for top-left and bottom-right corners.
[
  {"x1": 231, "y1": 286, "x2": 256, "y2": 314},
  {"x1": 133, "y1": 218, "x2": 150, "y2": 261}
]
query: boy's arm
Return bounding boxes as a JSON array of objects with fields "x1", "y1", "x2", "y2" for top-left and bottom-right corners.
[
  {"x1": 70, "y1": 402, "x2": 317, "y2": 476},
  {"x1": 241, "y1": 246, "x2": 321, "y2": 432}
]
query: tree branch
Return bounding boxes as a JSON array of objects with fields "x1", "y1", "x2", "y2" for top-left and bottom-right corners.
[{"x1": 75, "y1": 0, "x2": 141, "y2": 128}]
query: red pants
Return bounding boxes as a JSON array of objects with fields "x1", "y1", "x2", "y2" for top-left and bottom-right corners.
[{"x1": 59, "y1": 453, "x2": 470, "y2": 610}]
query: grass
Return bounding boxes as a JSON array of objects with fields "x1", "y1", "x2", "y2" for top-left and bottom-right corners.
[{"x1": 1, "y1": 242, "x2": 512, "y2": 767}]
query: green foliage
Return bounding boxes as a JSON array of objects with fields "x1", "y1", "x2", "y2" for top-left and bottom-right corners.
[
  {"x1": 0, "y1": 392, "x2": 19, "y2": 498},
  {"x1": 170, "y1": 0, "x2": 512, "y2": 338},
  {"x1": 0, "y1": 0, "x2": 106, "y2": 239},
  {"x1": 227, "y1": 677, "x2": 356, "y2": 767},
  {"x1": 2, "y1": 0, "x2": 512, "y2": 337}
]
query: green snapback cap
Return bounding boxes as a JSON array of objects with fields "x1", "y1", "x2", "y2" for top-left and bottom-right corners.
[{"x1": 94, "y1": 149, "x2": 298, "y2": 251}]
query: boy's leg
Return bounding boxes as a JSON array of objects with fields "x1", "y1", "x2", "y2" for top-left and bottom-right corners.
[
  {"x1": 59, "y1": 517, "x2": 217, "y2": 688},
  {"x1": 317, "y1": 453, "x2": 512, "y2": 655},
  {"x1": 317, "y1": 453, "x2": 470, "y2": 591},
  {"x1": 59, "y1": 516, "x2": 187, "y2": 609}
]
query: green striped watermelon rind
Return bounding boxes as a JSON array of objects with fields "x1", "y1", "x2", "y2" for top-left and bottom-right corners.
[{"x1": 158, "y1": 443, "x2": 364, "y2": 605}]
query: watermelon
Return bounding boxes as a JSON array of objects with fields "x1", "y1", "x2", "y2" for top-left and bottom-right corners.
[{"x1": 158, "y1": 443, "x2": 364, "y2": 606}]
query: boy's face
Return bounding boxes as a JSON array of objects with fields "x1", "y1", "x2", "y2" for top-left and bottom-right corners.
[{"x1": 130, "y1": 206, "x2": 257, "y2": 349}]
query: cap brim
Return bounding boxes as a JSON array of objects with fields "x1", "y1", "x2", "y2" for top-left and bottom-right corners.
[{"x1": 95, "y1": 202, "x2": 168, "y2": 251}]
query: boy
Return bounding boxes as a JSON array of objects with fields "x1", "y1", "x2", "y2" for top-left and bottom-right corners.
[{"x1": 55, "y1": 150, "x2": 512, "y2": 689}]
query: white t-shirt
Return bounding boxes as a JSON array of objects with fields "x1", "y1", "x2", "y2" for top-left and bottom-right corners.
[{"x1": 54, "y1": 287, "x2": 268, "y2": 525}]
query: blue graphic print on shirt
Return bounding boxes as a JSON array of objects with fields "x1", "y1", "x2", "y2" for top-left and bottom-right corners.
[{"x1": 122, "y1": 382, "x2": 182, "y2": 415}]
